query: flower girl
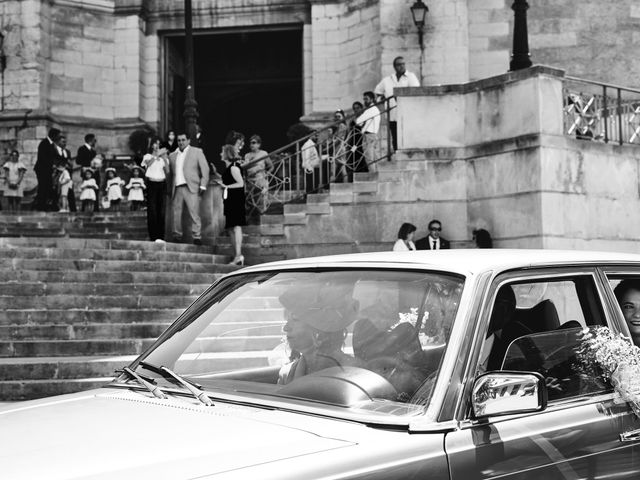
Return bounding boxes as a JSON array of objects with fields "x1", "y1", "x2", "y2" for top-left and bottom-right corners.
[
  {"x1": 79, "y1": 168, "x2": 99, "y2": 212},
  {"x1": 104, "y1": 167, "x2": 125, "y2": 211},
  {"x1": 126, "y1": 166, "x2": 146, "y2": 211}
]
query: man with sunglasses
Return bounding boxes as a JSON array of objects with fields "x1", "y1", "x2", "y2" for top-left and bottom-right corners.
[{"x1": 415, "y1": 219, "x2": 450, "y2": 250}]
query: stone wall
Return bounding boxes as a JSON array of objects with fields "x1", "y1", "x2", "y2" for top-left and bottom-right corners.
[
  {"x1": 391, "y1": 66, "x2": 640, "y2": 251},
  {"x1": 309, "y1": 0, "x2": 381, "y2": 116}
]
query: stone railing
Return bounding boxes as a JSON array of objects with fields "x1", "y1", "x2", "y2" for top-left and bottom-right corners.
[{"x1": 563, "y1": 76, "x2": 640, "y2": 146}]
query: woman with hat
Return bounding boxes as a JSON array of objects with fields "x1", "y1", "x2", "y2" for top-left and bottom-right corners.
[{"x1": 277, "y1": 281, "x2": 360, "y2": 384}]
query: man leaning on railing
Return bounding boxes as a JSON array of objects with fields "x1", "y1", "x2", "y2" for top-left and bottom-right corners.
[
  {"x1": 356, "y1": 91, "x2": 381, "y2": 173},
  {"x1": 374, "y1": 56, "x2": 420, "y2": 153}
]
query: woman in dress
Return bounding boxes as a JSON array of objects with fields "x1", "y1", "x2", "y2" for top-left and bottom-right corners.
[
  {"x1": 220, "y1": 144, "x2": 246, "y2": 265},
  {"x1": 393, "y1": 222, "x2": 417, "y2": 251},
  {"x1": 243, "y1": 134, "x2": 273, "y2": 213}
]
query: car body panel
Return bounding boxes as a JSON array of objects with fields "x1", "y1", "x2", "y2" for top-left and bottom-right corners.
[{"x1": 0, "y1": 388, "x2": 448, "y2": 480}]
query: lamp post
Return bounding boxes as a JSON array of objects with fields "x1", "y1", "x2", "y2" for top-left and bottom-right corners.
[
  {"x1": 410, "y1": 0, "x2": 428, "y2": 84},
  {"x1": 183, "y1": 0, "x2": 199, "y2": 143},
  {"x1": 509, "y1": 0, "x2": 532, "y2": 71},
  {"x1": 0, "y1": 32, "x2": 6, "y2": 111}
]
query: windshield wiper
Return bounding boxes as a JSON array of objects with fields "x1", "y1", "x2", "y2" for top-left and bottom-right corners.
[
  {"x1": 139, "y1": 361, "x2": 214, "y2": 406},
  {"x1": 122, "y1": 367, "x2": 167, "y2": 399}
]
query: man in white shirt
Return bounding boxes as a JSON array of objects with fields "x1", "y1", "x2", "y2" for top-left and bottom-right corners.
[
  {"x1": 168, "y1": 133, "x2": 210, "y2": 245},
  {"x1": 355, "y1": 91, "x2": 381, "y2": 172},
  {"x1": 374, "y1": 56, "x2": 420, "y2": 152}
]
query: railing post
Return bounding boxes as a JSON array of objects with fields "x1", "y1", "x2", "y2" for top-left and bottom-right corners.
[
  {"x1": 618, "y1": 88, "x2": 623, "y2": 146},
  {"x1": 602, "y1": 85, "x2": 608, "y2": 144},
  {"x1": 386, "y1": 97, "x2": 392, "y2": 160}
]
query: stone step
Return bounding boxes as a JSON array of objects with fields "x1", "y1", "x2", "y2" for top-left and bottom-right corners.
[
  {"x1": 0, "y1": 246, "x2": 227, "y2": 264},
  {"x1": 0, "y1": 294, "x2": 200, "y2": 310},
  {"x1": 0, "y1": 338, "x2": 158, "y2": 357},
  {"x1": 0, "y1": 308, "x2": 185, "y2": 325},
  {"x1": 0, "y1": 258, "x2": 239, "y2": 273},
  {"x1": 0, "y1": 211, "x2": 147, "y2": 220},
  {"x1": 0, "y1": 282, "x2": 212, "y2": 297},
  {"x1": 0, "y1": 229, "x2": 147, "y2": 240},
  {"x1": 0, "y1": 306, "x2": 285, "y2": 326},
  {"x1": 0, "y1": 355, "x2": 135, "y2": 381},
  {"x1": 2, "y1": 270, "x2": 223, "y2": 285},
  {"x1": 0, "y1": 319, "x2": 282, "y2": 341},
  {"x1": 0, "y1": 323, "x2": 170, "y2": 341},
  {"x1": 0, "y1": 377, "x2": 113, "y2": 401},
  {"x1": 0, "y1": 237, "x2": 218, "y2": 254},
  {"x1": 0, "y1": 335, "x2": 279, "y2": 358}
]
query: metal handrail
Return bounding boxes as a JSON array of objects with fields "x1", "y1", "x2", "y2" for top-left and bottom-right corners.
[
  {"x1": 563, "y1": 76, "x2": 640, "y2": 146},
  {"x1": 240, "y1": 98, "x2": 395, "y2": 216}
]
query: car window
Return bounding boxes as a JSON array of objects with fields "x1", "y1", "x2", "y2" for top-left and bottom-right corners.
[
  {"x1": 480, "y1": 275, "x2": 610, "y2": 402},
  {"x1": 606, "y1": 275, "x2": 640, "y2": 347},
  {"x1": 137, "y1": 269, "x2": 464, "y2": 417}
]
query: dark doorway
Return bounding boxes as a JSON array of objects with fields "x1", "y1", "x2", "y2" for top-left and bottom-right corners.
[{"x1": 165, "y1": 27, "x2": 303, "y2": 164}]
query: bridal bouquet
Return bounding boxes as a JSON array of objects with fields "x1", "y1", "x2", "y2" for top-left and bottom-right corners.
[{"x1": 579, "y1": 326, "x2": 640, "y2": 417}]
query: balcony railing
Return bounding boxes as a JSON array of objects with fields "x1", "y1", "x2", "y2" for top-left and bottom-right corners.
[
  {"x1": 241, "y1": 99, "x2": 395, "y2": 217},
  {"x1": 563, "y1": 76, "x2": 640, "y2": 145}
]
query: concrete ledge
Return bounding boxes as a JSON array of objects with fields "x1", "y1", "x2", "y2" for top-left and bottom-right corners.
[{"x1": 396, "y1": 65, "x2": 566, "y2": 97}]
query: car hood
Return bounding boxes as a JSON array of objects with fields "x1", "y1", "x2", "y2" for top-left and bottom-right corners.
[{"x1": 0, "y1": 388, "x2": 357, "y2": 480}]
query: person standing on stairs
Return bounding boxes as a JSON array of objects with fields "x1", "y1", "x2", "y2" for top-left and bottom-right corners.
[
  {"x1": 34, "y1": 127, "x2": 60, "y2": 211},
  {"x1": 168, "y1": 132, "x2": 210, "y2": 246},
  {"x1": 219, "y1": 144, "x2": 246, "y2": 265},
  {"x1": 141, "y1": 138, "x2": 169, "y2": 243}
]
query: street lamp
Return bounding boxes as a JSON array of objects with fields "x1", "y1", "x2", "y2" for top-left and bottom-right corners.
[
  {"x1": 183, "y1": 0, "x2": 199, "y2": 143},
  {"x1": 410, "y1": 0, "x2": 428, "y2": 83},
  {"x1": 509, "y1": 0, "x2": 532, "y2": 71},
  {"x1": 0, "y1": 32, "x2": 6, "y2": 73},
  {"x1": 0, "y1": 32, "x2": 6, "y2": 111}
]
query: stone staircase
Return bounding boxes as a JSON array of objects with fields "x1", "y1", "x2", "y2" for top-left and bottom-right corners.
[
  {"x1": 0, "y1": 230, "x2": 240, "y2": 401},
  {"x1": 214, "y1": 170, "x2": 390, "y2": 260}
]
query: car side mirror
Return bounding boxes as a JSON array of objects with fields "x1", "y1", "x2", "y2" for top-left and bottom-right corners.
[{"x1": 471, "y1": 371, "x2": 547, "y2": 419}]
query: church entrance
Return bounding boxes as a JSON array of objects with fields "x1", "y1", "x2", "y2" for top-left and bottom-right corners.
[{"x1": 164, "y1": 26, "x2": 303, "y2": 164}]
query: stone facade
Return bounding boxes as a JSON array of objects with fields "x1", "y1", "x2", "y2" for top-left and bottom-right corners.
[{"x1": 1, "y1": 0, "x2": 640, "y2": 197}]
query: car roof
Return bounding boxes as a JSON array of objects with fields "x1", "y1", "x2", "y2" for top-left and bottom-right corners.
[{"x1": 241, "y1": 249, "x2": 640, "y2": 277}]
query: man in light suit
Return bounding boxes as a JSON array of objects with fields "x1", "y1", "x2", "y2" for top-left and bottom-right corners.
[
  {"x1": 415, "y1": 219, "x2": 450, "y2": 250},
  {"x1": 168, "y1": 133, "x2": 210, "y2": 245}
]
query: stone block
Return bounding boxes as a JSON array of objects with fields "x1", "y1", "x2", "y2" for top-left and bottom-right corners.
[
  {"x1": 83, "y1": 52, "x2": 114, "y2": 68},
  {"x1": 53, "y1": 50, "x2": 82, "y2": 65},
  {"x1": 83, "y1": 104, "x2": 114, "y2": 119},
  {"x1": 530, "y1": 32, "x2": 578, "y2": 49},
  {"x1": 306, "y1": 203, "x2": 331, "y2": 215}
]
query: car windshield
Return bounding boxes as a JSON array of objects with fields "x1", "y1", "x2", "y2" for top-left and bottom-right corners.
[{"x1": 133, "y1": 269, "x2": 464, "y2": 417}]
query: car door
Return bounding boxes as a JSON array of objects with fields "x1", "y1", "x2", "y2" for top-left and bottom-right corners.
[{"x1": 445, "y1": 268, "x2": 640, "y2": 479}]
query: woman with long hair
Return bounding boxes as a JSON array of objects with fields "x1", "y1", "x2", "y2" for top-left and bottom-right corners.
[{"x1": 220, "y1": 144, "x2": 246, "y2": 265}]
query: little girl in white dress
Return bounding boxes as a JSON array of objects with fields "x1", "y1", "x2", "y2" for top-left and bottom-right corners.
[
  {"x1": 105, "y1": 167, "x2": 125, "y2": 211},
  {"x1": 126, "y1": 166, "x2": 146, "y2": 211},
  {"x1": 79, "y1": 169, "x2": 98, "y2": 212}
]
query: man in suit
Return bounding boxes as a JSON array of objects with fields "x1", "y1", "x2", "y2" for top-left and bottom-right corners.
[
  {"x1": 34, "y1": 127, "x2": 61, "y2": 211},
  {"x1": 76, "y1": 133, "x2": 97, "y2": 168},
  {"x1": 168, "y1": 132, "x2": 210, "y2": 245},
  {"x1": 415, "y1": 219, "x2": 450, "y2": 250}
]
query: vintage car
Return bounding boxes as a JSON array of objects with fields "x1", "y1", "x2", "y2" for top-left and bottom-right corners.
[{"x1": 3, "y1": 249, "x2": 640, "y2": 479}]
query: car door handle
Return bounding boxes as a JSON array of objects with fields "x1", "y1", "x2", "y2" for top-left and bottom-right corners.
[{"x1": 620, "y1": 429, "x2": 640, "y2": 442}]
